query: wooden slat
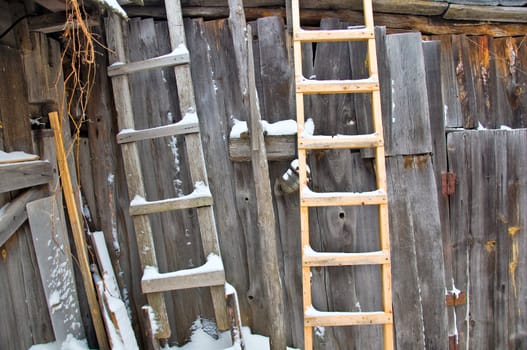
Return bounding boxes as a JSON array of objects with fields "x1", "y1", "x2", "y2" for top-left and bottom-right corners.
[
  {"x1": 0, "y1": 161, "x2": 52, "y2": 193},
  {"x1": 296, "y1": 76, "x2": 378, "y2": 94},
  {"x1": 301, "y1": 188, "x2": 387, "y2": 207},
  {"x1": 304, "y1": 309, "x2": 393, "y2": 327},
  {"x1": 105, "y1": 13, "x2": 170, "y2": 338},
  {"x1": 117, "y1": 120, "x2": 200, "y2": 144},
  {"x1": 0, "y1": 151, "x2": 39, "y2": 164},
  {"x1": 129, "y1": 192, "x2": 213, "y2": 216},
  {"x1": 0, "y1": 188, "x2": 42, "y2": 247},
  {"x1": 108, "y1": 47, "x2": 190, "y2": 77},
  {"x1": 228, "y1": 135, "x2": 296, "y2": 161},
  {"x1": 142, "y1": 255, "x2": 225, "y2": 293},
  {"x1": 444, "y1": 4, "x2": 527, "y2": 23},
  {"x1": 27, "y1": 196, "x2": 85, "y2": 343},
  {"x1": 49, "y1": 112, "x2": 109, "y2": 349},
  {"x1": 299, "y1": 133, "x2": 383, "y2": 150},
  {"x1": 303, "y1": 247, "x2": 390, "y2": 267},
  {"x1": 294, "y1": 28, "x2": 374, "y2": 42}
]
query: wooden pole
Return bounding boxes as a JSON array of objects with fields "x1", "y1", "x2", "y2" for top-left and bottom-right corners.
[{"x1": 49, "y1": 111, "x2": 109, "y2": 350}]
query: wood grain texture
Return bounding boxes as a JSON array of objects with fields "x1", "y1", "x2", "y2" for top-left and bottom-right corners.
[
  {"x1": 0, "y1": 44, "x2": 54, "y2": 350},
  {"x1": 27, "y1": 196, "x2": 85, "y2": 343},
  {"x1": 0, "y1": 188, "x2": 43, "y2": 247},
  {"x1": 0, "y1": 161, "x2": 52, "y2": 193},
  {"x1": 447, "y1": 130, "x2": 527, "y2": 350}
]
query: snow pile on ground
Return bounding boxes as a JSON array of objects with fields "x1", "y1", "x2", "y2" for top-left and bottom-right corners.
[{"x1": 29, "y1": 323, "x2": 299, "y2": 350}]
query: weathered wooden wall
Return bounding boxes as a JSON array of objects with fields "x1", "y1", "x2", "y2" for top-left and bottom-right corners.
[
  {"x1": 447, "y1": 130, "x2": 527, "y2": 349},
  {"x1": 2, "y1": 1, "x2": 527, "y2": 347}
]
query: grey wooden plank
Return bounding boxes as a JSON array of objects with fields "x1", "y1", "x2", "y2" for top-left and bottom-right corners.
[
  {"x1": 430, "y1": 35, "x2": 464, "y2": 128},
  {"x1": 27, "y1": 196, "x2": 85, "y2": 343},
  {"x1": 107, "y1": 47, "x2": 189, "y2": 77},
  {"x1": 0, "y1": 188, "x2": 43, "y2": 247},
  {"x1": 186, "y1": 18, "x2": 253, "y2": 337},
  {"x1": 384, "y1": 32, "x2": 433, "y2": 155},
  {"x1": 423, "y1": 39, "x2": 458, "y2": 342},
  {"x1": 448, "y1": 130, "x2": 527, "y2": 349},
  {"x1": 386, "y1": 156, "x2": 426, "y2": 350},
  {"x1": 228, "y1": 135, "x2": 296, "y2": 162},
  {"x1": 257, "y1": 16, "x2": 294, "y2": 122},
  {"x1": 0, "y1": 161, "x2": 52, "y2": 193}
]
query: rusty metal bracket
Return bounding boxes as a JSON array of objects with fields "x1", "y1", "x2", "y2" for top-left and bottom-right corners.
[
  {"x1": 446, "y1": 291, "x2": 466, "y2": 306},
  {"x1": 442, "y1": 172, "x2": 456, "y2": 196}
]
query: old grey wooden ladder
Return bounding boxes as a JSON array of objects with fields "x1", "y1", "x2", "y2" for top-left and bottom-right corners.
[
  {"x1": 291, "y1": 0, "x2": 394, "y2": 348},
  {"x1": 105, "y1": 1, "x2": 229, "y2": 340}
]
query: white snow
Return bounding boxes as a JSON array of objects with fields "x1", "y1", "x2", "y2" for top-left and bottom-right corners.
[
  {"x1": 0, "y1": 150, "x2": 38, "y2": 163},
  {"x1": 28, "y1": 335, "x2": 89, "y2": 350},
  {"x1": 477, "y1": 122, "x2": 487, "y2": 130},
  {"x1": 95, "y1": 0, "x2": 127, "y2": 19},
  {"x1": 143, "y1": 253, "x2": 223, "y2": 280},
  {"x1": 500, "y1": 125, "x2": 512, "y2": 130},
  {"x1": 302, "y1": 187, "x2": 385, "y2": 198},
  {"x1": 303, "y1": 118, "x2": 315, "y2": 136},
  {"x1": 229, "y1": 119, "x2": 300, "y2": 138}
]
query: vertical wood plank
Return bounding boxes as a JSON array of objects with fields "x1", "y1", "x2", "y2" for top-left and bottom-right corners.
[{"x1": 27, "y1": 196, "x2": 86, "y2": 343}]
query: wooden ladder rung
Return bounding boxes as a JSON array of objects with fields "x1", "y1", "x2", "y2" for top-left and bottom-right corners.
[
  {"x1": 117, "y1": 114, "x2": 200, "y2": 144},
  {"x1": 299, "y1": 133, "x2": 383, "y2": 150},
  {"x1": 294, "y1": 28, "x2": 374, "y2": 43},
  {"x1": 303, "y1": 246, "x2": 390, "y2": 267},
  {"x1": 296, "y1": 76, "x2": 379, "y2": 94},
  {"x1": 305, "y1": 307, "x2": 393, "y2": 327},
  {"x1": 129, "y1": 184, "x2": 213, "y2": 215},
  {"x1": 301, "y1": 188, "x2": 387, "y2": 207},
  {"x1": 142, "y1": 254, "x2": 225, "y2": 293},
  {"x1": 107, "y1": 45, "x2": 190, "y2": 77}
]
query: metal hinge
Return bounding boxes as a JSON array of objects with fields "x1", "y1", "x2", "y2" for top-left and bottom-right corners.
[{"x1": 442, "y1": 172, "x2": 456, "y2": 196}]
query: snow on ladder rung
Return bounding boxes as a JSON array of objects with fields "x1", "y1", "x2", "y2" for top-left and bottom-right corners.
[
  {"x1": 117, "y1": 111, "x2": 200, "y2": 144},
  {"x1": 107, "y1": 45, "x2": 190, "y2": 77},
  {"x1": 301, "y1": 188, "x2": 387, "y2": 207},
  {"x1": 296, "y1": 76, "x2": 379, "y2": 94},
  {"x1": 305, "y1": 307, "x2": 393, "y2": 327},
  {"x1": 294, "y1": 27, "x2": 374, "y2": 42},
  {"x1": 299, "y1": 133, "x2": 383, "y2": 150},
  {"x1": 142, "y1": 254, "x2": 225, "y2": 293},
  {"x1": 129, "y1": 182, "x2": 213, "y2": 215},
  {"x1": 303, "y1": 246, "x2": 390, "y2": 267}
]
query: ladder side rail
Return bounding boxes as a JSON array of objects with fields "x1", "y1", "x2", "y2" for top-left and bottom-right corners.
[{"x1": 106, "y1": 13, "x2": 171, "y2": 339}]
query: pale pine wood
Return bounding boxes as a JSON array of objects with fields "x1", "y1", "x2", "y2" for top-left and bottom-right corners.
[
  {"x1": 303, "y1": 248, "x2": 390, "y2": 267},
  {"x1": 0, "y1": 153, "x2": 39, "y2": 164},
  {"x1": 301, "y1": 190, "x2": 387, "y2": 207},
  {"x1": 105, "y1": 13, "x2": 171, "y2": 339},
  {"x1": 117, "y1": 121, "x2": 200, "y2": 144},
  {"x1": 107, "y1": 48, "x2": 190, "y2": 77},
  {"x1": 294, "y1": 28, "x2": 374, "y2": 42},
  {"x1": 129, "y1": 193, "x2": 213, "y2": 215},
  {"x1": 49, "y1": 112, "x2": 109, "y2": 350},
  {"x1": 0, "y1": 161, "x2": 52, "y2": 193},
  {"x1": 296, "y1": 76, "x2": 379, "y2": 94},
  {"x1": 292, "y1": 0, "x2": 394, "y2": 348},
  {"x1": 142, "y1": 267, "x2": 225, "y2": 293},
  {"x1": 299, "y1": 133, "x2": 383, "y2": 150},
  {"x1": 304, "y1": 311, "x2": 393, "y2": 327}
]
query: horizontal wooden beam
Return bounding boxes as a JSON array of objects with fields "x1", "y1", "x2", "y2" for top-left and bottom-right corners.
[
  {"x1": 304, "y1": 308, "x2": 393, "y2": 327},
  {"x1": 121, "y1": 5, "x2": 527, "y2": 37},
  {"x1": 0, "y1": 161, "x2": 52, "y2": 193},
  {"x1": 0, "y1": 188, "x2": 43, "y2": 247},
  {"x1": 28, "y1": 12, "x2": 100, "y2": 33},
  {"x1": 303, "y1": 247, "x2": 390, "y2": 267},
  {"x1": 229, "y1": 135, "x2": 296, "y2": 162},
  {"x1": 301, "y1": 188, "x2": 387, "y2": 207},
  {"x1": 444, "y1": 4, "x2": 527, "y2": 23}
]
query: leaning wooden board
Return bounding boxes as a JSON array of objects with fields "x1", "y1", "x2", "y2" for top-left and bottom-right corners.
[{"x1": 27, "y1": 196, "x2": 85, "y2": 343}]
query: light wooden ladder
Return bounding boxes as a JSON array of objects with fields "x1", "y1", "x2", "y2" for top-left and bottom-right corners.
[
  {"x1": 105, "y1": 1, "x2": 228, "y2": 340},
  {"x1": 291, "y1": 0, "x2": 394, "y2": 349}
]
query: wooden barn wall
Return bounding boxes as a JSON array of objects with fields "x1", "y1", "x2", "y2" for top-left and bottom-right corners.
[
  {"x1": 447, "y1": 130, "x2": 527, "y2": 349},
  {"x1": 1, "y1": 6, "x2": 527, "y2": 349}
]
